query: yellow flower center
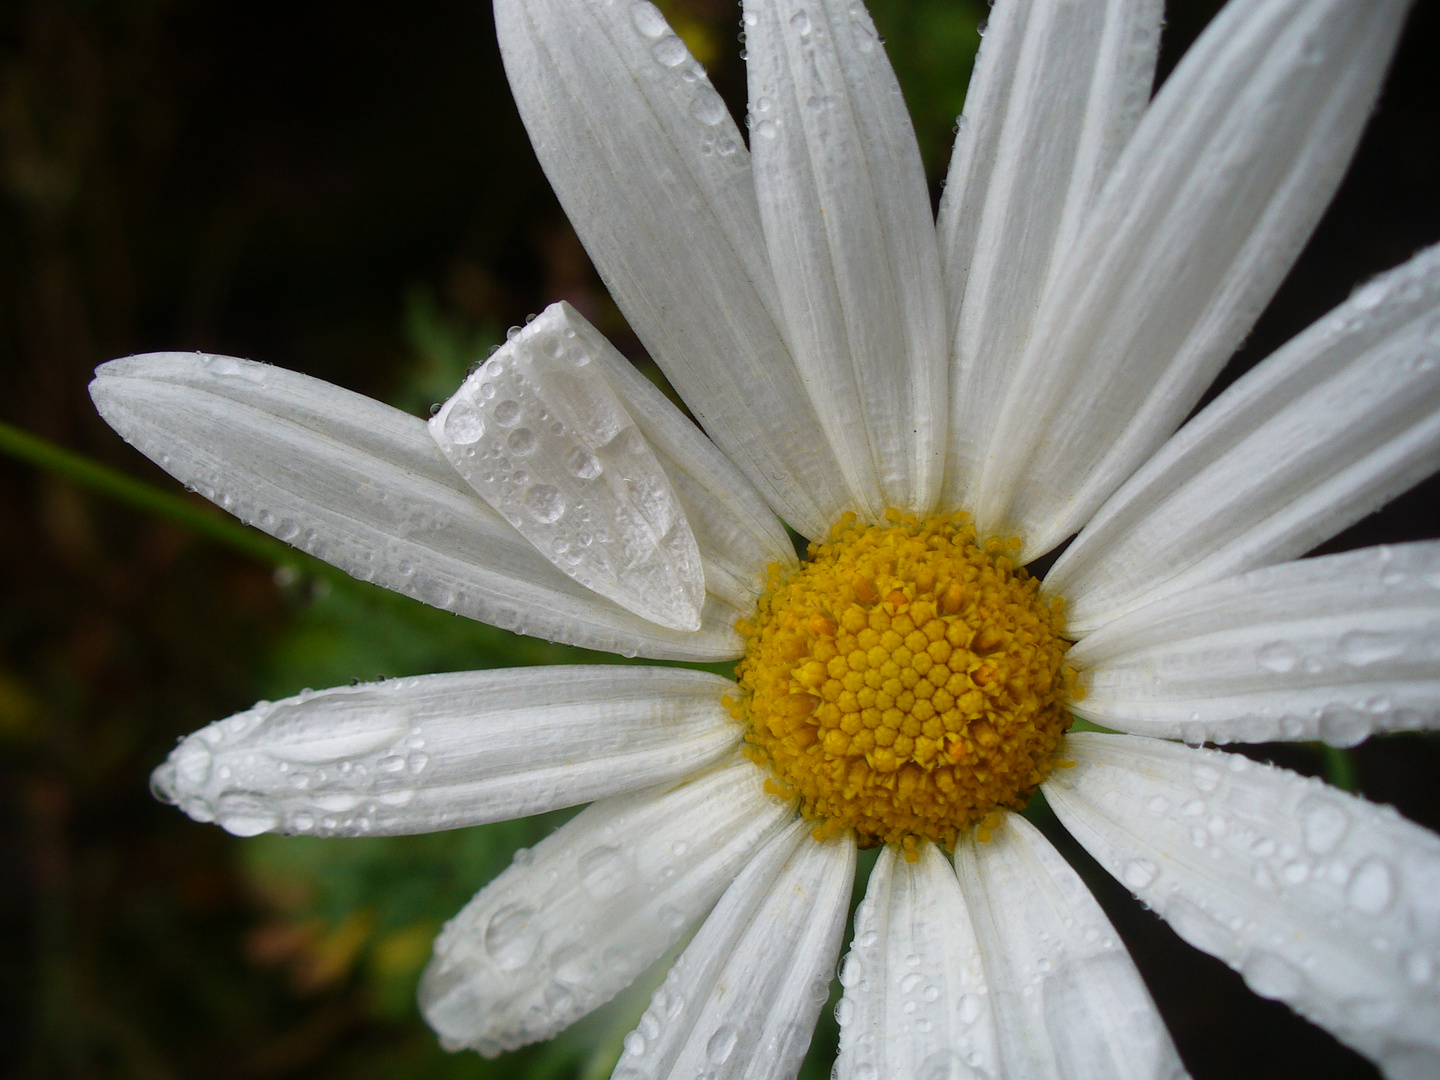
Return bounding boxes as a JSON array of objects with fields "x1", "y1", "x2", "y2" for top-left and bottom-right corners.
[{"x1": 727, "y1": 510, "x2": 1076, "y2": 855}]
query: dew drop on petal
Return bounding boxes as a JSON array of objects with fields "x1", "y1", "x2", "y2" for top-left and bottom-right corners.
[
  {"x1": 484, "y1": 903, "x2": 540, "y2": 971},
  {"x1": 443, "y1": 402, "x2": 485, "y2": 445}
]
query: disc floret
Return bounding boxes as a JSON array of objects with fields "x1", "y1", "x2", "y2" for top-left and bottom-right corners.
[{"x1": 728, "y1": 510, "x2": 1076, "y2": 853}]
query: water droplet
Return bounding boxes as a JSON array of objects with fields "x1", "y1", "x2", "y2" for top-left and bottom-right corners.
[
  {"x1": 958, "y1": 993, "x2": 983, "y2": 1024},
  {"x1": 1347, "y1": 857, "x2": 1395, "y2": 914},
  {"x1": 484, "y1": 903, "x2": 540, "y2": 971},
  {"x1": 494, "y1": 399, "x2": 521, "y2": 427},
  {"x1": 565, "y1": 447, "x2": 601, "y2": 479},
  {"x1": 631, "y1": 1, "x2": 667, "y2": 38},
  {"x1": 1318, "y1": 705, "x2": 1370, "y2": 747},
  {"x1": 443, "y1": 402, "x2": 484, "y2": 444},
  {"x1": 1256, "y1": 642, "x2": 1298, "y2": 673},
  {"x1": 1122, "y1": 860, "x2": 1157, "y2": 889},
  {"x1": 521, "y1": 484, "x2": 566, "y2": 523},
  {"x1": 706, "y1": 1025, "x2": 737, "y2": 1064},
  {"x1": 217, "y1": 799, "x2": 280, "y2": 837},
  {"x1": 755, "y1": 119, "x2": 778, "y2": 139},
  {"x1": 292, "y1": 812, "x2": 314, "y2": 831},
  {"x1": 1340, "y1": 630, "x2": 1405, "y2": 666},
  {"x1": 1192, "y1": 764, "x2": 1221, "y2": 793},
  {"x1": 899, "y1": 972, "x2": 923, "y2": 993},
  {"x1": 407, "y1": 752, "x2": 429, "y2": 774},
  {"x1": 790, "y1": 9, "x2": 811, "y2": 34},
  {"x1": 623, "y1": 1030, "x2": 646, "y2": 1056},
  {"x1": 690, "y1": 87, "x2": 727, "y2": 126},
  {"x1": 1243, "y1": 951, "x2": 1306, "y2": 999},
  {"x1": 1352, "y1": 280, "x2": 1389, "y2": 310},
  {"x1": 1300, "y1": 798, "x2": 1349, "y2": 855},
  {"x1": 507, "y1": 428, "x2": 536, "y2": 455},
  {"x1": 578, "y1": 844, "x2": 629, "y2": 900},
  {"x1": 652, "y1": 35, "x2": 686, "y2": 67}
]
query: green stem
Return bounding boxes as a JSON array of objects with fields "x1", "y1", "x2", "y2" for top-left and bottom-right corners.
[
  {"x1": 1, "y1": 419, "x2": 316, "y2": 572},
  {"x1": 1321, "y1": 744, "x2": 1358, "y2": 792}
]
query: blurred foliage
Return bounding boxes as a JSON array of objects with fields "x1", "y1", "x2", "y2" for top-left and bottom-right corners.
[{"x1": 1, "y1": 2, "x2": 1437, "y2": 1080}]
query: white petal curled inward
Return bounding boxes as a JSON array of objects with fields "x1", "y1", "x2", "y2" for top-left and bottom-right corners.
[
  {"x1": 419, "y1": 758, "x2": 792, "y2": 1057},
  {"x1": 953, "y1": 812, "x2": 1188, "y2": 1080},
  {"x1": 1047, "y1": 734, "x2": 1440, "y2": 1080},
  {"x1": 494, "y1": 0, "x2": 851, "y2": 539},
  {"x1": 834, "y1": 842, "x2": 1000, "y2": 1080},
  {"x1": 563, "y1": 302, "x2": 795, "y2": 609},
  {"x1": 976, "y1": 0, "x2": 1411, "y2": 558},
  {"x1": 938, "y1": 0, "x2": 1162, "y2": 512},
  {"x1": 612, "y1": 822, "x2": 856, "y2": 1080},
  {"x1": 431, "y1": 305, "x2": 704, "y2": 631},
  {"x1": 89, "y1": 354, "x2": 742, "y2": 660},
  {"x1": 744, "y1": 0, "x2": 948, "y2": 519},
  {"x1": 1050, "y1": 244, "x2": 1440, "y2": 634},
  {"x1": 148, "y1": 666, "x2": 742, "y2": 838},
  {"x1": 1066, "y1": 543, "x2": 1440, "y2": 747}
]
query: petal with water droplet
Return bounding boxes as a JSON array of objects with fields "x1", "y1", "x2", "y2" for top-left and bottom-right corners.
[
  {"x1": 431, "y1": 305, "x2": 705, "y2": 631},
  {"x1": 744, "y1": 0, "x2": 948, "y2": 518},
  {"x1": 977, "y1": 0, "x2": 1412, "y2": 557},
  {"x1": 421, "y1": 757, "x2": 792, "y2": 1055},
  {"x1": 1051, "y1": 243, "x2": 1440, "y2": 634},
  {"x1": 938, "y1": 0, "x2": 1163, "y2": 515},
  {"x1": 88, "y1": 352, "x2": 743, "y2": 660},
  {"x1": 611, "y1": 821, "x2": 855, "y2": 1080},
  {"x1": 494, "y1": 0, "x2": 851, "y2": 538},
  {"x1": 1066, "y1": 542, "x2": 1440, "y2": 745},
  {"x1": 834, "y1": 842, "x2": 999, "y2": 1080},
  {"x1": 1046, "y1": 733, "x2": 1440, "y2": 1076},
  {"x1": 150, "y1": 666, "x2": 743, "y2": 837},
  {"x1": 953, "y1": 812, "x2": 1186, "y2": 1080}
]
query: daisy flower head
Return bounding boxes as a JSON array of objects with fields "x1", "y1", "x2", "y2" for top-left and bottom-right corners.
[{"x1": 89, "y1": 0, "x2": 1440, "y2": 1078}]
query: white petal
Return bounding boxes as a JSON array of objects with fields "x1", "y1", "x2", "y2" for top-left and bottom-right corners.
[
  {"x1": 557, "y1": 306, "x2": 798, "y2": 609},
  {"x1": 419, "y1": 758, "x2": 793, "y2": 1056},
  {"x1": 834, "y1": 842, "x2": 999, "y2": 1080},
  {"x1": 494, "y1": 0, "x2": 851, "y2": 539},
  {"x1": 744, "y1": 0, "x2": 948, "y2": 519},
  {"x1": 953, "y1": 812, "x2": 1188, "y2": 1080},
  {"x1": 89, "y1": 353, "x2": 743, "y2": 660},
  {"x1": 975, "y1": 0, "x2": 1412, "y2": 556},
  {"x1": 938, "y1": 0, "x2": 1163, "y2": 511},
  {"x1": 1046, "y1": 733, "x2": 1440, "y2": 1079},
  {"x1": 1050, "y1": 244, "x2": 1440, "y2": 634},
  {"x1": 148, "y1": 666, "x2": 743, "y2": 837},
  {"x1": 1067, "y1": 543, "x2": 1440, "y2": 747},
  {"x1": 612, "y1": 822, "x2": 856, "y2": 1080},
  {"x1": 431, "y1": 305, "x2": 705, "y2": 631}
]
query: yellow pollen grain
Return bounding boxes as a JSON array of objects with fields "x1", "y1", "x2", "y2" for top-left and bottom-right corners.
[{"x1": 734, "y1": 510, "x2": 1076, "y2": 853}]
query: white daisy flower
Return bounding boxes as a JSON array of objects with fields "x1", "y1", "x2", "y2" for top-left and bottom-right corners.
[{"x1": 88, "y1": 0, "x2": 1440, "y2": 1077}]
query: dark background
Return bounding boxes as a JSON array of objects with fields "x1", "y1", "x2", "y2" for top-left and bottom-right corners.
[{"x1": 2, "y1": 1, "x2": 1438, "y2": 1077}]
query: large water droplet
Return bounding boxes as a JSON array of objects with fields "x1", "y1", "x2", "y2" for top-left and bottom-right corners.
[
  {"x1": 1256, "y1": 642, "x2": 1298, "y2": 673},
  {"x1": 958, "y1": 993, "x2": 983, "y2": 1024},
  {"x1": 1242, "y1": 951, "x2": 1306, "y2": 1000},
  {"x1": 690, "y1": 87, "x2": 727, "y2": 125},
  {"x1": 565, "y1": 447, "x2": 601, "y2": 479},
  {"x1": 494, "y1": 399, "x2": 522, "y2": 427},
  {"x1": 444, "y1": 402, "x2": 485, "y2": 444},
  {"x1": 706, "y1": 1025, "x2": 737, "y2": 1064},
  {"x1": 652, "y1": 35, "x2": 687, "y2": 67},
  {"x1": 630, "y1": 1, "x2": 667, "y2": 38},
  {"x1": 217, "y1": 798, "x2": 280, "y2": 837},
  {"x1": 1339, "y1": 630, "x2": 1405, "y2": 667},
  {"x1": 1347, "y1": 857, "x2": 1395, "y2": 914},
  {"x1": 578, "y1": 844, "x2": 630, "y2": 900},
  {"x1": 525, "y1": 485, "x2": 565, "y2": 523},
  {"x1": 507, "y1": 427, "x2": 536, "y2": 455},
  {"x1": 484, "y1": 902, "x2": 541, "y2": 970},
  {"x1": 1300, "y1": 798, "x2": 1349, "y2": 855},
  {"x1": 1122, "y1": 859, "x2": 1157, "y2": 889}
]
